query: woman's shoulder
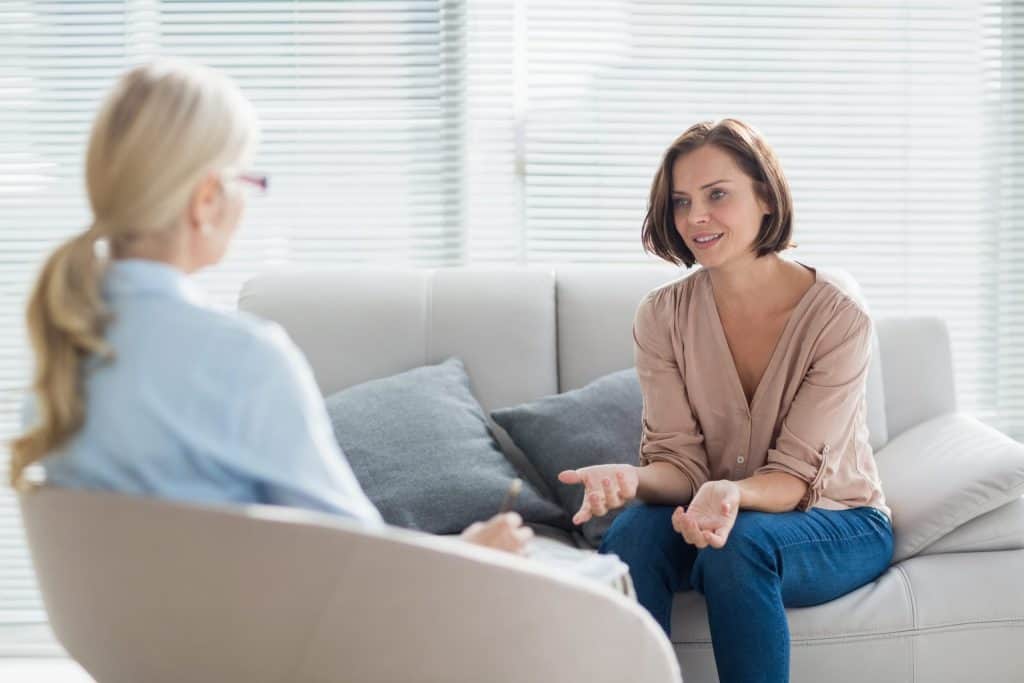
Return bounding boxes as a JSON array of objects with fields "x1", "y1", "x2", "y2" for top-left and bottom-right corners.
[
  {"x1": 633, "y1": 268, "x2": 706, "y2": 349},
  {"x1": 814, "y1": 267, "x2": 870, "y2": 314},
  {"x1": 190, "y1": 305, "x2": 303, "y2": 376},
  {"x1": 805, "y1": 266, "x2": 874, "y2": 341},
  {"x1": 637, "y1": 267, "x2": 705, "y2": 316}
]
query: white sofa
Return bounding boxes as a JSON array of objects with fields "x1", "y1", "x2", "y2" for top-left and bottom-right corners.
[
  {"x1": 238, "y1": 265, "x2": 1024, "y2": 682},
  {"x1": 19, "y1": 265, "x2": 1024, "y2": 683}
]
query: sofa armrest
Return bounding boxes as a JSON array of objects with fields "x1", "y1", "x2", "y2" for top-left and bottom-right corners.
[
  {"x1": 875, "y1": 413, "x2": 1024, "y2": 563},
  {"x1": 21, "y1": 487, "x2": 678, "y2": 683},
  {"x1": 298, "y1": 528, "x2": 677, "y2": 682}
]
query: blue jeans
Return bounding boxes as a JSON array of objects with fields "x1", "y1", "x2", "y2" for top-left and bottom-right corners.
[{"x1": 599, "y1": 504, "x2": 894, "y2": 683}]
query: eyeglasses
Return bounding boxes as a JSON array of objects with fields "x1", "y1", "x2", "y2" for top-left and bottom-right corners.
[
  {"x1": 223, "y1": 171, "x2": 269, "y2": 197},
  {"x1": 237, "y1": 172, "x2": 269, "y2": 195}
]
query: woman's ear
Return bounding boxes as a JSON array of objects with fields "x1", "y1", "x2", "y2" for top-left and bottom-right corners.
[
  {"x1": 187, "y1": 171, "x2": 224, "y2": 232},
  {"x1": 750, "y1": 179, "x2": 773, "y2": 216}
]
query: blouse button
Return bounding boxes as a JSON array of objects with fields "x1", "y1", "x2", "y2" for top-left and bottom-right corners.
[{"x1": 737, "y1": 456, "x2": 746, "y2": 464}]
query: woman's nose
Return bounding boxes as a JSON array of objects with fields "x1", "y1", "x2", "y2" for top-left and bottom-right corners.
[{"x1": 687, "y1": 204, "x2": 710, "y2": 225}]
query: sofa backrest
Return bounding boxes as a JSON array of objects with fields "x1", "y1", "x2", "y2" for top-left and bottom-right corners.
[
  {"x1": 240, "y1": 268, "x2": 559, "y2": 413},
  {"x1": 239, "y1": 266, "x2": 958, "y2": 451}
]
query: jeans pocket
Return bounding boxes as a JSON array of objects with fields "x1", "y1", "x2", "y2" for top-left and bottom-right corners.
[{"x1": 863, "y1": 506, "x2": 894, "y2": 536}]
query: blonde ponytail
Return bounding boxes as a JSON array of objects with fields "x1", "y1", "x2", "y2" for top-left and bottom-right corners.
[
  {"x1": 10, "y1": 225, "x2": 111, "y2": 488},
  {"x1": 9, "y1": 58, "x2": 257, "y2": 489}
]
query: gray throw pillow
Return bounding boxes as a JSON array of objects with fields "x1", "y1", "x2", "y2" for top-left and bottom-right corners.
[
  {"x1": 324, "y1": 357, "x2": 565, "y2": 534},
  {"x1": 491, "y1": 368, "x2": 643, "y2": 547}
]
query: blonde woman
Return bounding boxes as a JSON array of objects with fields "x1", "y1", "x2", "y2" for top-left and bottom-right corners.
[
  {"x1": 11, "y1": 59, "x2": 530, "y2": 555},
  {"x1": 559, "y1": 119, "x2": 894, "y2": 682}
]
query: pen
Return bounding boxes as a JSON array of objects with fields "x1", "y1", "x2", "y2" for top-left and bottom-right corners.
[{"x1": 499, "y1": 478, "x2": 522, "y2": 514}]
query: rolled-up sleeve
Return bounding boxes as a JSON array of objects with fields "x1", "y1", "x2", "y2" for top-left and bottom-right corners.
[
  {"x1": 755, "y1": 300, "x2": 872, "y2": 511},
  {"x1": 633, "y1": 290, "x2": 710, "y2": 499}
]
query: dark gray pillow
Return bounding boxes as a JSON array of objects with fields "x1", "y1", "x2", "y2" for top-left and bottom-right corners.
[
  {"x1": 491, "y1": 368, "x2": 643, "y2": 547},
  {"x1": 324, "y1": 357, "x2": 565, "y2": 534}
]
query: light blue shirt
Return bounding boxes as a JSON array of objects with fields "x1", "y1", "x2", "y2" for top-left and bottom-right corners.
[{"x1": 32, "y1": 259, "x2": 384, "y2": 527}]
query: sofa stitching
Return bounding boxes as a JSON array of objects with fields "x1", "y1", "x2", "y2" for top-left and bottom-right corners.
[
  {"x1": 283, "y1": 557, "x2": 361, "y2": 683},
  {"x1": 424, "y1": 269, "x2": 435, "y2": 366},
  {"x1": 551, "y1": 269, "x2": 561, "y2": 392},
  {"x1": 671, "y1": 617, "x2": 1024, "y2": 648},
  {"x1": 895, "y1": 564, "x2": 918, "y2": 683}
]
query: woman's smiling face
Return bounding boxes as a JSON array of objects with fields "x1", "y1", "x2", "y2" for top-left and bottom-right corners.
[{"x1": 671, "y1": 144, "x2": 771, "y2": 269}]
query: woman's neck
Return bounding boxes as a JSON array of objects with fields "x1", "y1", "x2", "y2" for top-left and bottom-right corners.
[
  {"x1": 707, "y1": 253, "x2": 785, "y2": 300},
  {"x1": 111, "y1": 228, "x2": 195, "y2": 274},
  {"x1": 706, "y1": 254, "x2": 809, "y2": 317}
]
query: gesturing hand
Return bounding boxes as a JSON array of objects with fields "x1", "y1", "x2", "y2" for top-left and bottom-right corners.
[
  {"x1": 672, "y1": 480, "x2": 740, "y2": 549},
  {"x1": 557, "y1": 464, "x2": 639, "y2": 525}
]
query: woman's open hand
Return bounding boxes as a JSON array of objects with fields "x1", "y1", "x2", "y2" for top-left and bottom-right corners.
[
  {"x1": 672, "y1": 480, "x2": 740, "y2": 548},
  {"x1": 460, "y1": 512, "x2": 534, "y2": 554},
  {"x1": 557, "y1": 464, "x2": 639, "y2": 525}
]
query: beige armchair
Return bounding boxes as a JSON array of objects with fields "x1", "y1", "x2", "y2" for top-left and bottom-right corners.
[{"x1": 19, "y1": 486, "x2": 679, "y2": 683}]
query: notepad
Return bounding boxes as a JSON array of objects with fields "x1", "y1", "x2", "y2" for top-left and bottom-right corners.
[{"x1": 526, "y1": 537, "x2": 635, "y2": 598}]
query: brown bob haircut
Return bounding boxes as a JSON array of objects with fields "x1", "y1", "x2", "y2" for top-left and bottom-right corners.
[{"x1": 642, "y1": 118, "x2": 794, "y2": 268}]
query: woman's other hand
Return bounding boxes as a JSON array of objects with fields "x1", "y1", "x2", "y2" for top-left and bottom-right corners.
[
  {"x1": 557, "y1": 464, "x2": 639, "y2": 525},
  {"x1": 672, "y1": 480, "x2": 740, "y2": 549},
  {"x1": 460, "y1": 512, "x2": 534, "y2": 554}
]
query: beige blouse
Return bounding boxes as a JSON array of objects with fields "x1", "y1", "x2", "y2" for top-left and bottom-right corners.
[{"x1": 633, "y1": 265, "x2": 891, "y2": 519}]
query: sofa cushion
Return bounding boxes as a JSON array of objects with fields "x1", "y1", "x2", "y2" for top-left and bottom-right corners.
[
  {"x1": 874, "y1": 413, "x2": 1024, "y2": 563},
  {"x1": 670, "y1": 549, "x2": 1024, "y2": 682},
  {"x1": 919, "y1": 495, "x2": 1024, "y2": 556},
  {"x1": 324, "y1": 357, "x2": 564, "y2": 534},
  {"x1": 492, "y1": 368, "x2": 643, "y2": 547}
]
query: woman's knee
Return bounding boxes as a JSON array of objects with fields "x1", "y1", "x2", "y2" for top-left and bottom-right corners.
[
  {"x1": 599, "y1": 504, "x2": 677, "y2": 563},
  {"x1": 689, "y1": 512, "x2": 778, "y2": 593}
]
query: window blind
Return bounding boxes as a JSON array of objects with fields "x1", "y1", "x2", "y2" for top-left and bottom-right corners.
[
  {"x1": 0, "y1": 0, "x2": 465, "y2": 655},
  {"x1": 1, "y1": 0, "x2": 1020, "y2": 657},
  {"x1": 990, "y1": 0, "x2": 1024, "y2": 440},
  {"x1": 509, "y1": 0, "x2": 1001, "y2": 431}
]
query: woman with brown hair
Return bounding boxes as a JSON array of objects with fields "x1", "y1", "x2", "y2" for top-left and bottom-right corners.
[{"x1": 559, "y1": 118, "x2": 893, "y2": 682}]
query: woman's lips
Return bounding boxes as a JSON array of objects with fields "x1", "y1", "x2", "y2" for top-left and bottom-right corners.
[{"x1": 692, "y1": 232, "x2": 724, "y2": 249}]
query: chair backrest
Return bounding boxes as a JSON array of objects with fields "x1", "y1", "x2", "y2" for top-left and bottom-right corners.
[
  {"x1": 241, "y1": 265, "x2": 958, "y2": 449},
  {"x1": 20, "y1": 487, "x2": 679, "y2": 683}
]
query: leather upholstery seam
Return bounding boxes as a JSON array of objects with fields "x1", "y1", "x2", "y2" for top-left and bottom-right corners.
[
  {"x1": 671, "y1": 617, "x2": 1024, "y2": 648},
  {"x1": 551, "y1": 269, "x2": 561, "y2": 392},
  {"x1": 281, "y1": 548, "x2": 361, "y2": 682},
  {"x1": 424, "y1": 269, "x2": 435, "y2": 366},
  {"x1": 895, "y1": 564, "x2": 918, "y2": 683}
]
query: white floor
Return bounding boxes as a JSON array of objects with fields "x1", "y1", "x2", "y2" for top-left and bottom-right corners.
[{"x1": 0, "y1": 659, "x2": 94, "y2": 682}]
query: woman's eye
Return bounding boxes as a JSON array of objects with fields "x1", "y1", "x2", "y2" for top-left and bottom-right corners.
[{"x1": 673, "y1": 190, "x2": 725, "y2": 209}]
